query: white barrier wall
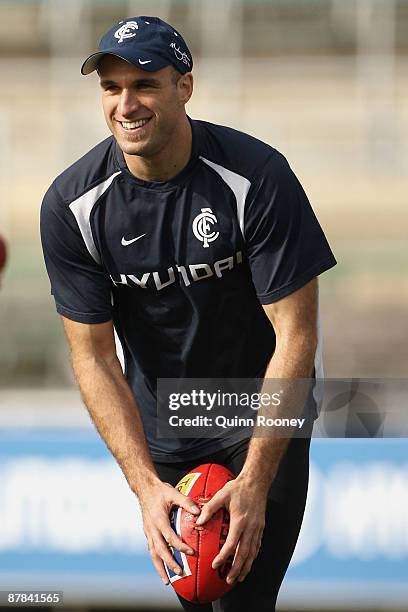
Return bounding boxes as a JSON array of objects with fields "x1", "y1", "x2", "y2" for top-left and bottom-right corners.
[{"x1": 0, "y1": 397, "x2": 407, "y2": 609}]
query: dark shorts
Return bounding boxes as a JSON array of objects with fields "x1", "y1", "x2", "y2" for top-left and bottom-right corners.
[{"x1": 154, "y1": 433, "x2": 311, "y2": 612}]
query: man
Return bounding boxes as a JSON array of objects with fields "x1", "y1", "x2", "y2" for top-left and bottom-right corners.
[{"x1": 40, "y1": 16, "x2": 336, "y2": 611}]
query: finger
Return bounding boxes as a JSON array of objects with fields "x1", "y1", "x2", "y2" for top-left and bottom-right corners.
[
  {"x1": 163, "y1": 528, "x2": 194, "y2": 556},
  {"x1": 158, "y1": 508, "x2": 195, "y2": 556},
  {"x1": 233, "y1": 525, "x2": 263, "y2": 583},
  {"x1": 212, "y1": 523, "x2": 242, "y2": 569},
  {"x1": 162, "y1": 482, "x2": 201, "y2": 515},
  {"x1": 237, "y1": 540, "x2": 258, "y2": 582},
  {"x1": 172, "y1": 491, "x2": 201, "y2": 515},
  {"x1": 225, "y1": 536, "x2": 252, "y2": 583},
  {"x1": 180, "y1": 495, "x2": 201, "y2": 515},
  {"x1": 196, "y1": 494, "x2": 225, "y2": 526},
  {"x1": 150, "y1": 549, "x2": 170, "y2": 585},
  {"x1": 155, "y1": 537, "x2": 184, "y2": 576}
]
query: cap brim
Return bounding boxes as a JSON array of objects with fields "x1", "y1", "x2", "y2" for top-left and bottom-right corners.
[{"x1": 81, "y1": 50, "x2": 170, "y2": 75}]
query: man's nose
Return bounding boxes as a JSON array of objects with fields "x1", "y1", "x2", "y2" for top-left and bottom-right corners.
[{"x1": 117, "y1": 89, "x2": 140, "y2": 117}]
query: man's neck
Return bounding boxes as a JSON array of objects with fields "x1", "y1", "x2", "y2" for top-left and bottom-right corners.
[{"x1": 123, "y1": 117, "x2": 192, "y2": 182}]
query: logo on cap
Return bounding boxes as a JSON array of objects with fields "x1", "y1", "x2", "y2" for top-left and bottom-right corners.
[
  {"x1": 114, "y1": 21, "x2": 139, "y2": 44},
  {"x1": 170, "y1": 42, "x2": 191, "y2": 68}
]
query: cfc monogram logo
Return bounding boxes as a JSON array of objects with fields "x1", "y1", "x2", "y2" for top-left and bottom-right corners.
[
  {"x1": 192, "y1": 207, "x2": 219, "y2": 248},
  {"x1": 114, "y1": 21, "x2": 139, "y2": 44}
]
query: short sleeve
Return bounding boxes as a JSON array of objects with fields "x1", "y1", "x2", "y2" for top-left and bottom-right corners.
[
  {"x1": 244, "y1": 152, "x2": 336, "y2": 304},
  {"x1": 40, "y1": 182, "x2": 112, "y2": 323}
]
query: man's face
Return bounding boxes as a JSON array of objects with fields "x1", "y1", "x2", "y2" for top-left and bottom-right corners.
[{"x1": 98, "y1": 55, "x2": 192, "y2": 158}]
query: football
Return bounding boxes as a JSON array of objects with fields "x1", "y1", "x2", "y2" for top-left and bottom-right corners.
[{"x1": 166, "y1": 463, "x2": 235, "y2": 603}]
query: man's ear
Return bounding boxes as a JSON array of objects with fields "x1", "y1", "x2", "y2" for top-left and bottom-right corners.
[{"x1": 178, "y1": 73, "x2": 194, "y2": 105}]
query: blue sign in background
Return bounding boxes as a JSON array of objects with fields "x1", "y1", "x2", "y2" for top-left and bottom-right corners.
[{"x1": 0, "y1": 428, "x2": 406, "y2": 607}]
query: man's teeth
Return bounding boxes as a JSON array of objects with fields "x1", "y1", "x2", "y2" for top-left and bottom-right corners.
[{"x1": 121, "y1": 119, "x2": 150, "y2": 129}]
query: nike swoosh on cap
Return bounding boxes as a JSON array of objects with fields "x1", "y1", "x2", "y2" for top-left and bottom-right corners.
[
  {"x1": 121, "y1": 234, "x2": 146, "y2": 246},
  {"x1": 138, "y1": 59, "x2": 152, "y2": 65}
]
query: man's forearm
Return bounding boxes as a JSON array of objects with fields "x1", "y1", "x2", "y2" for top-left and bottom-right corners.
[
  {"x1": 72, "y1": 352, "x2": 160, "y2": 496},
  {"x1": 238, "y1": 332, "x2": 316, "y2": 492}
]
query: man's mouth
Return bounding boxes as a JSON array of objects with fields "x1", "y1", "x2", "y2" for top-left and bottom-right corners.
[{"x1": 119, "y1": 118, "x2": 152, "y2": 131}]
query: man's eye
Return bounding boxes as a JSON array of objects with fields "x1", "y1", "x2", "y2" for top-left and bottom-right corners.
[{"x1": 137, "y1": 83, "x2": 158, "y2": 90}]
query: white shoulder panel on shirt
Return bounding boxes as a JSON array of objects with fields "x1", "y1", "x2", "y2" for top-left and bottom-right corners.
[
  {"x1": 69, "y1": 171, "x2": 121, "y2": 264},
  {"x1": 199, "y1": 157, "x2": 251, "y2": 238}
]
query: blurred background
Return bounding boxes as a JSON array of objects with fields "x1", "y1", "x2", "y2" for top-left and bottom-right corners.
[{"x1": 0, "y1": 0, "x2": 407, "y2": 610}]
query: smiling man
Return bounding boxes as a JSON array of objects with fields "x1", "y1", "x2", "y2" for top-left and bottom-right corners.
[
  {"x1": 98, "y1": 56, "x2": 193, "y2": 180},
  {"x1": 40, "y1": 16, "x2": 336, "y2": 612}
]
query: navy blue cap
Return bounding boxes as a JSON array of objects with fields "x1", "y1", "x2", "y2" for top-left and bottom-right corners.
[{"x1": 81, "y1": 16, "x2": 193, "y2": 76}]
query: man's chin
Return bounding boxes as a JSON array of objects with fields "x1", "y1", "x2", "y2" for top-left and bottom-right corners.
[{"x1": 116, "y1": 137, "x2": 150, "y2": 157}]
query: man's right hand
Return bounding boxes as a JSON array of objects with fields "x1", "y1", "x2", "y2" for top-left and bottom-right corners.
[
  {"x1": 138, "y1": 480, "x2": 201, "y2": 584},
  {"x1": 59, "y1": 318, "x2": 200, "y2": 584}
]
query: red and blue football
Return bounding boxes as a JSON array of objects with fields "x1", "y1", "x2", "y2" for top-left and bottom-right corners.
[{"x1": 166, "y1": 463, "x2": 235, "y2": 603}]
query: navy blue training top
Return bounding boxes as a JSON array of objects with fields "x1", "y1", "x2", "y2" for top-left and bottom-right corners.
[{"x1": 40, "y1": 118, "x2": 336, "y2": 461}]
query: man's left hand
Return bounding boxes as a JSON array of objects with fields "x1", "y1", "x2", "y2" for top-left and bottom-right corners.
[{"x1": 195, "y1": 476, "x2": 267, "y2": 584}]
